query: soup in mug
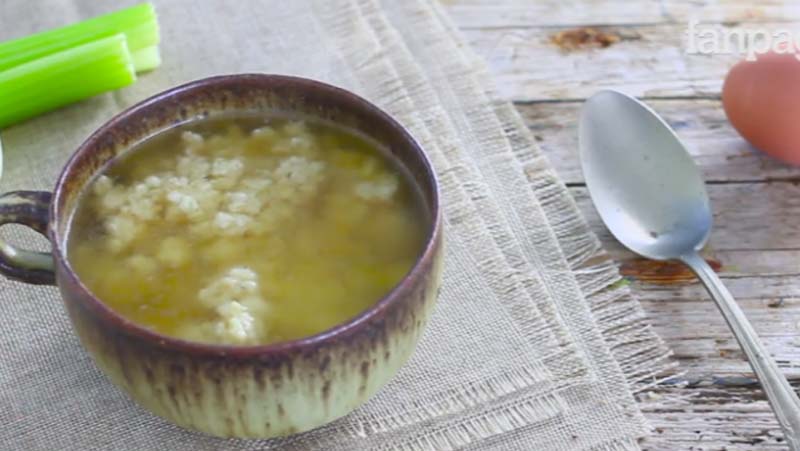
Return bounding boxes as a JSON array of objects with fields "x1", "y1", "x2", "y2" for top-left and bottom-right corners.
[{"x1": 67, "y1": 114, "x2": 429, "y2": 346}]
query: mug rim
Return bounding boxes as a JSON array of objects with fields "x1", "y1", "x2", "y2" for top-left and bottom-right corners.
[{"x1": 49, "y1": 74, "x2": 441, "y2": 358}]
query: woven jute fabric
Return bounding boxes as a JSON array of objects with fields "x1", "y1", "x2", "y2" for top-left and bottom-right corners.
[{"x1": 0, "y1": 1, "x2": 672, "y2": 450}]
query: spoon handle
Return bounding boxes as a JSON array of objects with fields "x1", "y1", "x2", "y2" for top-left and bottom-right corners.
[{"x1": 682, "y1": 252, "x2": 800, "y2": 450}]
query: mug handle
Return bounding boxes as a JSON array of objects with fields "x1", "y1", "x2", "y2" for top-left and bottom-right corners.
[{"x1": 0, "y1": 191, "x2": 55, "y2": 285}]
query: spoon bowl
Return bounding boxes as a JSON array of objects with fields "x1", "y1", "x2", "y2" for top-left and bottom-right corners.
[{"x1": 579, "y1": 90, "x2": 711, "y2": 260}]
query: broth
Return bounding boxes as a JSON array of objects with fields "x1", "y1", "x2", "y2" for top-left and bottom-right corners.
[{"x1": 67, "y1": 114, "x2": 429, "y2": 345}]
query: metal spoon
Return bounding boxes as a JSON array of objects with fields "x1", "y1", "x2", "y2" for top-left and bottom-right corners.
[{"x1": 579, "y1": 89, "x2": 800, "y2": 449}]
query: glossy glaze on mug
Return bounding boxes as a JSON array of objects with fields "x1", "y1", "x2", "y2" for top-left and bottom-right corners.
[{"x1": 0, "y1": 75, "x2": 443, "y2": 437}]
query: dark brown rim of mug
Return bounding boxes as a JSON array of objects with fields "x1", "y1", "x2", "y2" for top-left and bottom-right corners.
[{"x1": 50, "y1": 74, "x2": 441, "y2": 359}]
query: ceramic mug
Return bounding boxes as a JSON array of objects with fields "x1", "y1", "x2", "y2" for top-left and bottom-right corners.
[{"x1": 0, "y1": 74, "x2": 443, "y2": 438}]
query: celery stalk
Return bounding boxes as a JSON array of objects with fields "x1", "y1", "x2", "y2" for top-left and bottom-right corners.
[
  {"x1": 130, "y1": 45, "x2": 161, "y2": 73},
  {"x1": 0, "y1": 3, "x2": 158, "y2": 73},
  {"x1": 0, "y1": 35, "x2": 136, "y2": 128}
]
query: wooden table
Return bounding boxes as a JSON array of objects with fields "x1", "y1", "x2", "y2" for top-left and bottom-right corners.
[{"x1": 443, "y1": 1, "x2": 800, "y2": 449}]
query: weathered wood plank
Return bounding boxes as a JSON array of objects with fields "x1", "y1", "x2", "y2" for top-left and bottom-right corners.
[
  {"x1": 573, "y1": 183, "x2": 800, "y2": 252},
  {"x1": 575, "y1": 180, "x2": 800, "y2": 448},
  {"x1": 460, "y1": 22, "x2": 746, "y2": 100},
  {"x1": 666, "y1": 1, "x2": 800, "y2": 25},
  {"x1": 567, "y1": 180, "x2": 800, "y2": 449},
  {"x1": 640, "y1": 296, "x2": 800, "y2": 370},
  {"x1": 574, "y1": 181, "x2": 800, "y2": 373},
  {"x1": 459, "y1": 19, "x2": 800, "y2": 101},
  {"x1": 572, "y1": 181, "x2": 800, "y2": 448},
  {"x1": 446, "y1": 1, "x2": 800, "y2": 448},
  {"x1": 443, "y1": 0, "x2": 665, "y2": 29},
  {"x1": 517, "y1": 99, "x2": 800, "y2": 185},
  {"x1": 640, "y1": 385, "x2": 792, "y2": 450},
  {"x1": 617, "y1": 249, "x2": 800, "y2": 277},
  {"x1": 445, "y1": 0, "x2": 800, "y2": 29}
]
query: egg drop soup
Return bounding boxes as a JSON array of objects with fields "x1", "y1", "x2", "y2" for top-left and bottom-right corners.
[{"x1": 67, "y1": 114, "x2": 429, "y2": 346}]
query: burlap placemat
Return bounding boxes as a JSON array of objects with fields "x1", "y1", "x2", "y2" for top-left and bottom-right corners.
[{"x1": 0, "y1": 1, "x2": 672, "y2": 449}]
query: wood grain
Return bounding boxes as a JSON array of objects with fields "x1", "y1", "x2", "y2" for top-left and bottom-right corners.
[
  {"x1": 459, "y1": 20, "x2": 800, "y2": 101},
  {"x1": 447, "y1": 0, "x2": 800, "y2": 29},
  {"x1": 574, "y1": 183, "x2": 800, "y2": 252},
  {"x1": 641, "y1": 384, "x2": 794, "y2": 450},
  {"x1": 444, "y1": 0, "x2": 800, "y2": 449},
  {"x1": 517, "y1": 100, "x2": 800, "y2": 184},
  {"x1": 574, "y1": 183, "x2": 800, "y2": 376}
]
